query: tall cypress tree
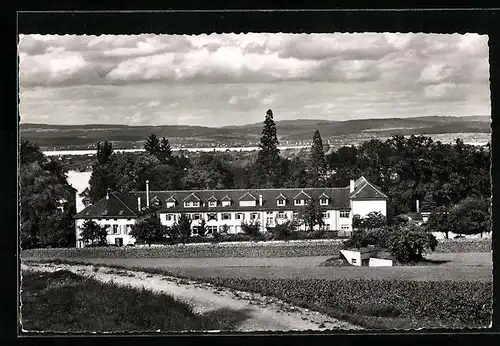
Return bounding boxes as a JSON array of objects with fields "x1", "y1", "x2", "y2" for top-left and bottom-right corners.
[
  {"x1": 256, "y1": 109, "x2": 280, "y2": 178},
  {"x1": 310, "y1": 129, "x2": 326, "y2": 169},
  {"x1": 144, "y1": 133, "x2": 161, "y2": 158},
  {"x1": 306, "y1": 129, "x2": 326, "y2": 187},
  {"x1": 158, "y1": 137, "x2": 173, "y2": 164}
]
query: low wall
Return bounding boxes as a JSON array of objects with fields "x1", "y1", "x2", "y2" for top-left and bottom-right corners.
[
  {"x1": 21, "y1": 239, "x2": 344, "y2": 259},
  {"x1": 434, "y1": 239, "x2": 492, "y2": 253},
  {"x1": 21, "y1": 238, "x2": 492, "y2": 260}
]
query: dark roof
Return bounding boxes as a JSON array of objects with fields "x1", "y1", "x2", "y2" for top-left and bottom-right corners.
[
  {"x1": 127, "y1": 187, "x2": 351, "y2": 214},
  {"x1": 74, "y1": 177, "x2": 387, "y2": 219},
  {"x1": 74, "y1": 192, "x2": 139, "y2": 219},
  {"x1": 350, "y1": 176, "x2": 388, "y2": 199}
]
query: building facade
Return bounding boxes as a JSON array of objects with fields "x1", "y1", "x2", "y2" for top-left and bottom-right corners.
[{"x1": 74, "y1": 176, "x2": 387, "y2": 247}]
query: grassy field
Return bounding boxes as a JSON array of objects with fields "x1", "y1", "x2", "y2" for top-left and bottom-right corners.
[
  {"x1": 23, "y1": 261, "x2": 492, "y2": 330},
  {"x1": 23, "y1": 252, "x2": 492, "y2": 282},
  {"x1": 20, "y1": 270, "x2": 242, "y2": 332}
]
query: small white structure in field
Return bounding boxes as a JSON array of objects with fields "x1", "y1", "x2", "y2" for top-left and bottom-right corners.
[{"x1": 340, "y1": 247, "x2": 393, "y2": 267}]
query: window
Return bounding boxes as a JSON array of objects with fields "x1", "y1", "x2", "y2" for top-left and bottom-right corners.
[
  {"x1": 277, "y1": 212, "x2": 286, "y2": 219},
  {"x1": 322, "y1": 212, "x2": 329, "y2": 219},
  {"x1": 236, "y1": 213, "x2": 244, "y2": 220},
  {"x1": 341, "y1": 224, "x2": 350, "y2": 230},
  {"x1": 184, "y1": 201, "x2": 200, "y2": 208},
  {"x1": 166, "y1": 214, "x2": 173, "y2": 221},
  {"x1": 320, "y1": 198, "x2": 328, "y2": 206},
  {"x1": 266, "y1": 211, "x2": 273, "y2": 215},
  {"x1": 126, "y1": 225, "x2": 132, "y2": 234},
  {"x1": 207, "y1": 213, "x2": 217, "y2": 221},
  {"x1": 222, "y1": 213, "x2": 231, "y2": 220},
  {"x1": 209, "y1": 201, "x2": 217, "y2": 207},
  {"x1": 340, "y1": 211, "x2": 350, "y2": 218},
  {"x1": 277, "y1": 199, "x2": 285, "y2": 206},
  {"x1": 325, "y1": 224, "x2": 330, "y2": 230},
  {"x1": 239, "y1": 200, "x2": 256, "y2": 207},
  {"x1": 207, "y1": 226, "x2": 217, "y2": 234},
  {"x1": 193, "y1": 213, "x2": 201, "y2": 220},
  {"x1": 266, "y1": 217, "x2": 274, "y2": 225},
  {"x1": 293, "y1": 212, "x2": 298, "y2": 219},
  {"x1": 352, "y1": 258, "x2": 357, "y2": 264},
  {"x1": 294, "y1": 199, "x2": 305, "y2": 206},
  {"x1": 251, "y1": 213, "x2": 260, "y2": 220},
  {"x1": 112, "y1": 225, "x2": 118, "y2": 234},
  {"x1": 166, "y1": 202, "x2": 175, "y2": 208},
  {"x1": 222, "y1": 200, "x2": 231, "y2": 207}
]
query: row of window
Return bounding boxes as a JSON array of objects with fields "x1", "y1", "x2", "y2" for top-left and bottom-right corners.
[
  {"x1": 190, "y1": 224, "x2": 351, "y2": 233},
  {"x1": 101, "y1": 224, "x2": 134, "y2": 235},
  {"x1": 177, "y1": 198, "x2": 332, "y2": 209},
  {"x1": 165, "y1": 211, "x2": 350, "y2": 221}
]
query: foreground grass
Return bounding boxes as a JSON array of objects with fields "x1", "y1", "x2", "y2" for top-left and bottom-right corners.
[
  {"x1": 26, "y1": 260, "x2": 492, "y2": 330},
  {"x1": 20, "y1": 270, "x2": 239, "y2": 332}
]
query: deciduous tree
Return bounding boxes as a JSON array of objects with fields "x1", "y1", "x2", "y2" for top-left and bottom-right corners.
[
  {"x1": 79, "y1": 220, "x2": 108, "y2": 246},
  {"x1": 130, "y1": 212, "x2": 165, "y2": 247}
]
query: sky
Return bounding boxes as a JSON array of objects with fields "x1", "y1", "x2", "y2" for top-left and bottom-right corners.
[{"x1": 18, "y1": 33, "x2": 490, "y2": 127}]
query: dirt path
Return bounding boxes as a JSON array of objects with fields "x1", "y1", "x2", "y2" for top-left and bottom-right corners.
[{"x1": 21, "y1": 262, "x2": 361, "y2": 332}]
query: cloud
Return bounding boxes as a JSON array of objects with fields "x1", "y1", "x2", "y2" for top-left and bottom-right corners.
[
  {"x1": 18, "y1": 33, "x2": 490, "y2": 126},
  {"x1": 19, "y1": 33, "x2": 489, "y2": 89}
]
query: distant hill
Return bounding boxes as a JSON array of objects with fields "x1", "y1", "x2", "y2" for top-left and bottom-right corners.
[{"x1": 20, "y1": 115, "x2": 491, "y2": 149}]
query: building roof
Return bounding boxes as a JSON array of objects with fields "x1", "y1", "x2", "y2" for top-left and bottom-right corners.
[
  {"x1": 349, "y1": 176, "x2": 388, "y2": 199},
  {"x1": 74, "y1": 192, "x2": 139, "y2": 219},
  {"x1": 75, "y1": 177, "x2": 387, "y2": 219}
]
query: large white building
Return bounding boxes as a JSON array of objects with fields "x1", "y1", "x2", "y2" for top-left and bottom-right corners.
[{"x1": 74, "y1": 176, "x2": 387, "y2": 247}]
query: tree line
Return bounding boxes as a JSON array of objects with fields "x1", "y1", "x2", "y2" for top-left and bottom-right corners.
[{"x1": 89, "y1": 109, "x2": 490, "y2": 220}]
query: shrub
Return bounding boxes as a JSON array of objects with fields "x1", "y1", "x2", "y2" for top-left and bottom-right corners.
[
  {"x1": 129, "y1": 213, "x2": 165, "y2": 247},
  {"x1": 352, "y1": 212, "x2": 387, "y2": 230},
  {"x1": 386, "y1": 224, "x2": 438, "y2": 263},
  {"x1": 177, "y1": 214, "x2": 192, "y2": 244},
  {"x1": 272, "y1": 220, "x2": 300, "y2": 241},
  {"x1": 79, "y1": 220, "x2": 108, "y2": 247},
  {"x1": 342, "y1": 227, "x2": 390, "y2": 249},
  {"x1": 240, "y1": 220, "x2": 262, "y2": 240}
]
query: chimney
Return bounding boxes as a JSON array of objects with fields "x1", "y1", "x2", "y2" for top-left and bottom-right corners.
[
  {"x1": 106, "y1": 188, "x2": 110, "y2": 200},
  {"x1": 259, "y1": 194, "x2": 263, "y2": 206},
  {"x1": 416, "y1": 199, "x2": 420, "y2": 213},
  {"x1": 349, "y1": 180, "x2": 355, "y2": 193},
  {"x1": 146, "y1": 180, "x2": 150, "y2": 207},
  {"x1": 137, "y1": 196, "x2": 141, "y2": 211}
]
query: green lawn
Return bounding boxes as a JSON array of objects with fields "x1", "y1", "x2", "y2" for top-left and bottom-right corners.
[{"x1": 20, "y1": 270, "x2": 243, "y2": 332}]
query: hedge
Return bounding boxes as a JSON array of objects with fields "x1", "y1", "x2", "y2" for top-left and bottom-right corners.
[{"x1": 22, "y1": 238, "x2": 491, "y2": 260}]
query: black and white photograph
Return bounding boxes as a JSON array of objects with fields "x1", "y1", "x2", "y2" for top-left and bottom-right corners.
[{"x1": 18, "y1": 30, "x2": 492, "y2": 332}]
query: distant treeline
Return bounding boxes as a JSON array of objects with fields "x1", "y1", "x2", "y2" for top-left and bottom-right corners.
[{"x1": 21, "y1": 115, "x2": 491, "y2": 149}]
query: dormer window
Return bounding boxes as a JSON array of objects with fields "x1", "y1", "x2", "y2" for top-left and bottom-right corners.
[
  {"x1": 221, "y1": 195, "x2": 231, "y2": 207},
  {"x1": 184, "y1": 201, "x2": 200, "y2": 208},
  {"x1": 239, "y1": 192, "x2": 257, "y2": 207},
  {"x1": 207, "y1": 195, "x2": 217, "y2": 208},
  {"x1": 319, "y1": 193, "x2": 329, "y2": 206},
  {"x1": 166, "y1": 196, "x2": 176, "y2": 208},
  {"x1": 183, "y1": 193, "x2": 200, "y2": 208},
  {"x1": 293, "y1": 190, "x2": 311, "y2": 206},
  {"x1": 276, "y1": 193, "x2": 286, "y2": 207}
]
